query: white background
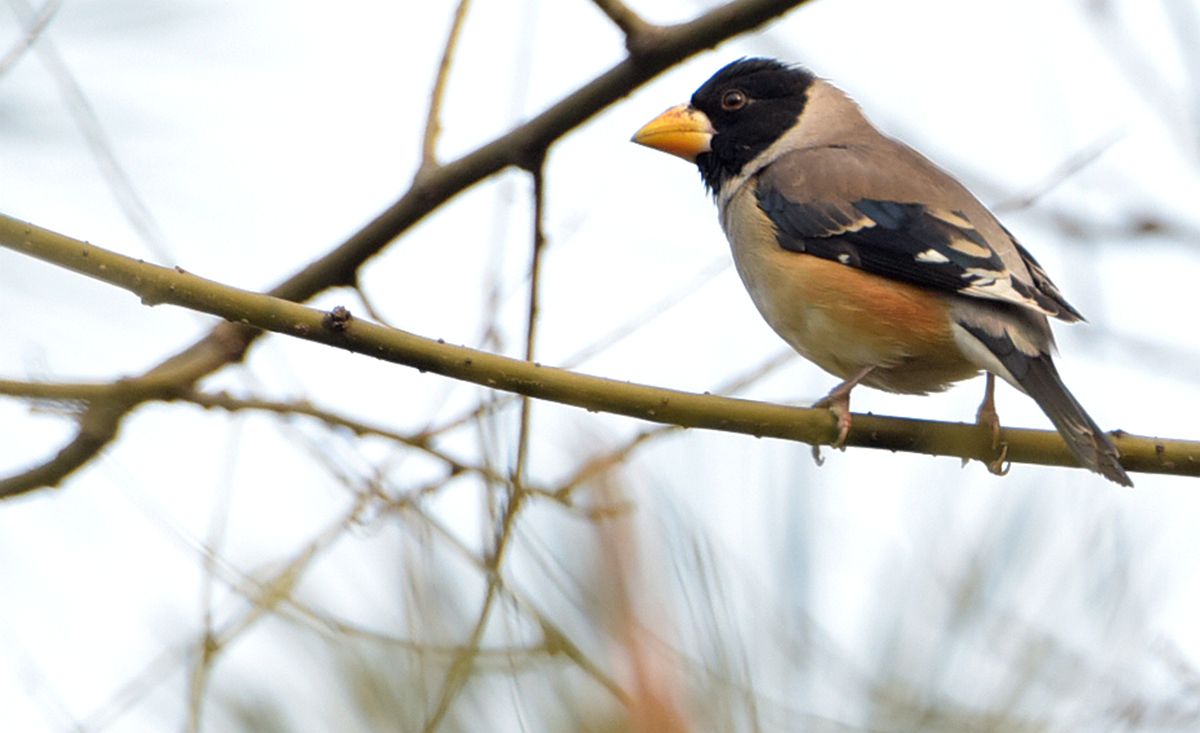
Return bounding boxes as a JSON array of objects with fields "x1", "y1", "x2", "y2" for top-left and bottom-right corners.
[{"x1": 1, "y1": 1, "x2": 1198, "y2": 730}]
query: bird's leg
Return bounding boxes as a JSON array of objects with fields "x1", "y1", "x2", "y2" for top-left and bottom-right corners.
[
  {"x1": 975, "y1": 372, "x2": 1009, "y2": 474},
  {"x1": 975, "y1": 372, "x2": 1000, "y2": 448},
  {"x1": 813, "y1": 366, "x2": 875, "y2": 449}
]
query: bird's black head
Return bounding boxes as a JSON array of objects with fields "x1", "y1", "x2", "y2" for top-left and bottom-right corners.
[{"x1": 690, "y1": 58, "x2": 816, "y2": 194}]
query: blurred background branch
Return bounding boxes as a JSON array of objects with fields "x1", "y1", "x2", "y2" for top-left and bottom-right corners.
[
  {"x1": 0, "y1": 0, "x2": 813, "y2": 498},
  {"x1": 1, "y1": 2, "x2": 1198, "y2": 732}
]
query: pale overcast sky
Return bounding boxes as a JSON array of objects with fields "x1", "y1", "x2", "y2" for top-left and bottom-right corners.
[{"x1": 1, "y1": 2, "x2": 1198, "y2": 730}]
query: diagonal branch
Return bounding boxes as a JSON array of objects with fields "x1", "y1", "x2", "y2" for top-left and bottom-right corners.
[
  {"x1": 2, "y1": 214, "x2": 1196, "y2": 495},
  {"x1": 0, "y1": 0, "x2": 814, "y2": 497},
  {"x1": 0, "y1": 0, "x2": 61, "y2": 76}
]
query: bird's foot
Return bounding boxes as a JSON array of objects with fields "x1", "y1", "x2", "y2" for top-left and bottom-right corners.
[
  {"x1": 976, "y1": 399, "x2": 1002, "y2": 451},
  {"x1": 814, "y1": 369, "x2": 872, "y2": 451},
  {"x1": 974, "y1": 372, "x2": 1009, "y2": 475},
  {"x1": 813, "y1": 393, "x2": 853, "y2": 450}
]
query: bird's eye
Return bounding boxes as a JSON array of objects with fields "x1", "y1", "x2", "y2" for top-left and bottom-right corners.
[{"x1": 720, "y1": 89, "x2": 748, "y2": 111}]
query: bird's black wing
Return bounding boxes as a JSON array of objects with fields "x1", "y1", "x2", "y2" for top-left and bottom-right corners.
[{"x1": 755, "y1": 186, "x2": 1067, "y2": 317}]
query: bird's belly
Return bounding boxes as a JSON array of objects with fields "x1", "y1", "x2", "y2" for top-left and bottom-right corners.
[{"x1": 725, "y1": 212, "x2": 979, "y2": 394}]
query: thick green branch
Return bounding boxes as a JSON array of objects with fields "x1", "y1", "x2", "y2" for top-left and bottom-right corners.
[{"x1": 3, "y1": 213, "x2": 1196, "y2": 483}]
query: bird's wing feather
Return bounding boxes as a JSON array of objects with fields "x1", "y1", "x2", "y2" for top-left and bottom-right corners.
[
  {"x1": 1001, "y1": 224, "x2": 1085, "y2": 322},
  {"x1": 754, "y1": 145, "x2": 1082, "y2": 321}
]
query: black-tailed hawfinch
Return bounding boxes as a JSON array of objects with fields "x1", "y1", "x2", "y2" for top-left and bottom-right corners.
[{"x1": 632, "y1": 58, "x2": 1130, "y2": 486}]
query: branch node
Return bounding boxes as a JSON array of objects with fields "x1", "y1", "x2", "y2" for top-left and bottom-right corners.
[{"x1": 323, "y1": 306, "x2": 354, "y2": 333}]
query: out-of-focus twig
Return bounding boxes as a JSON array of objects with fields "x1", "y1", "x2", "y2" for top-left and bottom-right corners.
[
  {"x1": 7, "y1": 0, "x2": 172, "y2": 263},
  {"x1": 1163, "y1": 0, "x2": 1200, "y2": 156},
  {"x1": 403, "y1": 502, "x2": 632, "y2": 707},
  {"x1": 0, "y1": 0, "x2": 60, "y2": 75},
  {"x1": 551, "y1": 349, "x2": 795, "y2": 502},
  {"x1": 0, "y1": 0, "x2": 813, "y2": 499},
  {"x1": 182, "y1": 390, "x2": 519, "y2": 486},
  {"x1": 411, "y1": 256, "x2": 731, "y2": 442},
  {"x1": 595, "y1": 478, "x2": 690, "y2": 733},
  {"x1": 993, "y1": 130, "x2": 1124, "y2": 213},
  {"x1": 426, "y1": 159, "x2": 549, "y2": 729},
  {"x1": 83, "y1": 495, "x2": 367, "y2": 732},
  {"x1": 1084, "y1": 0, "x2": 1195, "y2": 155}
]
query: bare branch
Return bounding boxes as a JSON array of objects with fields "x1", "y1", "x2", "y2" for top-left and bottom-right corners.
[
  {"x1": 0, "y1": 0, "x2": 812, "y2": 497},
  {"x1": 419, "y1": 0, "x2": 472, "y2": 175},
  {"x1": 3, "y1": 215, "x2": 1194, "y2": 491},
  {"x1": 181, "y1": 390, "x2": 518, "y2": 487},
  {"x1": 513, "y1": 161, "x2": 548, "y2": 489}
]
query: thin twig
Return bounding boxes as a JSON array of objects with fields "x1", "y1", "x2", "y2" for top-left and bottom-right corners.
[
  {"x1": 1084, "y1": 1, "x2": 1189, "y2": 149},
  {"x1": 81, "y1": 496, "x2": 367, "y2": 731},
  {"x1": 403, "y1": 501, "x2": 633, "y2": 708},
  {"x1": 564, "y1": 256, "x2": 730, "y2": 369},
  {"x1": 0, "y1": 0, "x2": 60, "y2": 76},
  {"x1": 420, "y1": 0, "x2": 472, "y2": 176},
  {"x1": 422, "y1": 487, "x2": 528, "y2": 731},
  {"x1": 0, "y1": 0, "x2": 818, "y2": 498},
  {"x1": 185, "y1": 390, "x2": 515, "y2": 485},
  {"x1": 993, "y1": 130, "x2": 1124, "y2": 213},
  {"x1": 551, "y1": 349, "x2": 795, "y2": 501},
  {"x1": 513, "y1": 161, "x2": 548, "y2": 489},
  {"x1": 185, "y1": 423, "x2": 241, "y2": 733},
  {"x1": 413, "y1": 256, "x2": 731, "y2": 441},
  {"x1": 7, "y1": 0, "x2": 173, "y2": 263},
  {"x1": 424, "y1": 157, "x2": 550, "y2": 728},
  {"x1": 592, "y1": 0, "x2": 652, "y2": 41}
]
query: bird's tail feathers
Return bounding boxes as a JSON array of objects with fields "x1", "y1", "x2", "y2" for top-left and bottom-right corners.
[
  {"x1": 1014, "y1": 353, "x2": 1131, "y2": 486},
  {"x1": 957, "y1": 321, "x2": 1132, "y2": 486}
]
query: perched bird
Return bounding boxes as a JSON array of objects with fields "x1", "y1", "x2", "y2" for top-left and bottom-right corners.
[{"x1": 632, "y1": 58, "x2": 1131, "y2": 486}]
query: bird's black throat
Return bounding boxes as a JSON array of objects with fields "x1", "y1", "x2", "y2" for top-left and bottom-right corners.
[{"x1": 690, "y1": 58, "x2": 816, "y2": 196}]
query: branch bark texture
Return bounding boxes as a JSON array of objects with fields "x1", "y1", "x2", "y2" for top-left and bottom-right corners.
[{"x1": 2, "y1": 213, "x2": 1196, "y2": 492}]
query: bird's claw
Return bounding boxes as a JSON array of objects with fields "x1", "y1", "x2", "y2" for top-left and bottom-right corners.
[
  {"x1": 985, "y1": 442, "x2": 1010, "y2": 476},
  {"x1": 814, "y1": 393, "x2": 853, "y2": 450}
]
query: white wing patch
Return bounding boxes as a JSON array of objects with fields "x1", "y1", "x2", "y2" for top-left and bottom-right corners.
[{"x1": 915, "y1": 248, "x2": 950, "y2": 264}]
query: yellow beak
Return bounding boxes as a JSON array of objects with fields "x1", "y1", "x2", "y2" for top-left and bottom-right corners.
[{"x1": 631, "y1": 105, "x2": 714, "y2": 162}]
